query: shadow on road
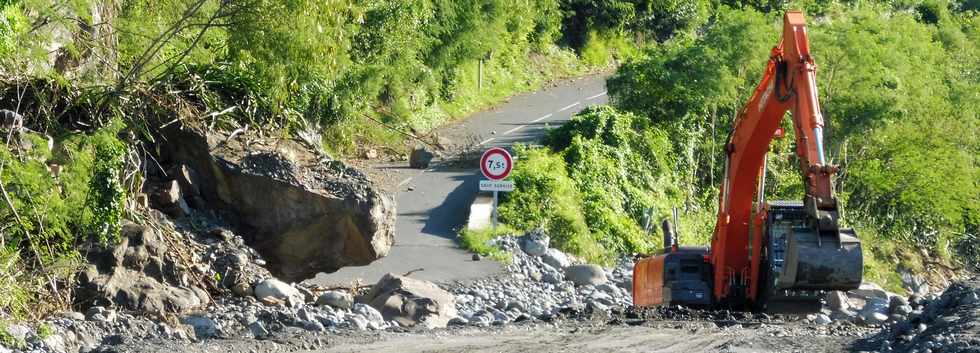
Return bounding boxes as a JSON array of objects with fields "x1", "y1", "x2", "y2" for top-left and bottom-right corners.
[{"x1": 419, "y1": 171, "x2": 479, "y2": 240}]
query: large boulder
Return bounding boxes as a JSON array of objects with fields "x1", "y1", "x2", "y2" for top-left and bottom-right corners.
[
  {"x1": 409, "y1": 146, "x2": 434, "y2": 169},
  {"x1": 565, "y1": 264, "x2": 608, "y2": 286},
  {"x1": 360, "y1": 274, "x2": 457, "y2": 328},
  {"x1": 76, "y1": 221, "x2": 210, "y2": 313},
  {"x1": 153, "y1": 124, "x2": 395, "y2": 282}
]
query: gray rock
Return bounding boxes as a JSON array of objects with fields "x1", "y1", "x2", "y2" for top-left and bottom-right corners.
[
  {"x1": 42, "y1": 334, "x2": 67, "y2": 353},
  {"x1": 541, "y1": 248, "x2": 571, "y2": 269},
  {"x1": 317, "y1": 291, "x2": 354, "y2": 309},
  {"x1": 542, "y1": 272, "x2": 563, "y2": 284},
  {"x1": 348, "y1": 315, "x2": 369, "y2": 330},
  {"x1": 825, "y1": 291, "x2": 851, "y2": 311},
  {"x1": 231, "y1": 282, "x2": 253, "y2": 297},
  {"x1": 85, "y1": 306, "x2": 117, "y2": 322},
  {"x1": 899, "y1": 269, "x2": 930, "y2": 296},
  {"x1": 815, "y1": 314, "x2": 832, "y2": 325},
  {"x1": 54, "y1": 311, "x2": 86, "y2": 321},
  {"x1": 851, "y1": 282, "x2": 889, "y2": 300},
  {"x1": 4, "y1": 324, "x2": 30, "y2": 341},
  {"x1": 76, "y1": 222, "x2": 210, "y2": 314},
  {"x1": 296, "y1": 286, "x2": 316, "y2": 303},
  {"x1": 565, "y1": 264, "x2": 608, "y2": 286},
  {"x1": 409, "y1": 147, "x2": 434, "y2": 169},
  {"x1": 960, "y1": 292, "x2": 979, "y2": 305},
  {"x1": 156, "y1": 125, "x2": 395, "y2": 282},
  {"x1": 587, "y1": 301, "x2": 609, "y2": 312},
  {"x1": 889, "y1": 295, "x2": 910, "y2": 313},
  {"x1": 596, "y1": 283, "x2": 619, "y2": 295},
  {"x1": 254, "y1": 279, "x2": 301, "y2": 302},
  {"x1": 520, "y1": 232, "x2": 549, "y2": 257},
  {"x1": 181, "y1": 315, "x2": 219, "y2": 339},
  {"x1": 864, "y1": 312, "x2": 889, "y2": 325},
  {"x1": 361, "y1": 274, "x2": 457, "y2": 328},
  {"x1": 353, "y1": 303, "x2": 385, "y2": 324},
  {"x1": 248, "y1": 321, "x2": 269, "y2": 338},
  {"x1": 894, "y1": 305, "x2": 914, "y2": 316},
  {"x1": 1, "y1": 109, "x2": 23, "y2": 131}
]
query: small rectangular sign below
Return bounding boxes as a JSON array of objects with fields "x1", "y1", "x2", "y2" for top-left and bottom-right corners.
[{"x1": 479, "y1": 180, "x2": 514, "y2": 192}]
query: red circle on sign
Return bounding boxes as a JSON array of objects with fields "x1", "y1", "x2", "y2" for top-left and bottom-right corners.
[{"x1": 480, "y1": 147, "x2": 512, "y2": 180}]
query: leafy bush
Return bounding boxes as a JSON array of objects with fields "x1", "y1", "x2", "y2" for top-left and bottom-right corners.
[
  {"x1": 0, "y1": 123, "x2": 127, "y2": 318},
  {"x1": 500, "y1": 106, "x2": 693, "y2": 261},
  {"x1": 497, "y1": 145, "x2": 603, "y2": 262}
]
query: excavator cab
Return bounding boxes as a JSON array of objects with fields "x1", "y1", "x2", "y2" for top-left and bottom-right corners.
[
  {"x1": 633, "y1": 218, "x2": 713, "y2": 308},
  {"x1": 633, "y1": 247, "x2": 712, "y2": 308}
]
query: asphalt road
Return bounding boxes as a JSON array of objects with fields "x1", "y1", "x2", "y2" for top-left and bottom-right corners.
[{"x1": 311, "y1": 74, "x2": 609, "y2": 287}]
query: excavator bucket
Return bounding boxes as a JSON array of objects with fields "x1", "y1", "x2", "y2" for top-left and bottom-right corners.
[{"x1": 760, "y1": 201, "x2": 863, "y2": 311}]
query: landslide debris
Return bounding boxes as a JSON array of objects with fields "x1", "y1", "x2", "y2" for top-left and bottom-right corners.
[
  {"x1": 857, "y1": 276, "x2": 980, "y2": 353},
  {"x1": 150, "y1": 123, "x2": 395, "y2": 282},
  {"x1": 75, "y1": 219, "x2": 212, "y2": 313}
]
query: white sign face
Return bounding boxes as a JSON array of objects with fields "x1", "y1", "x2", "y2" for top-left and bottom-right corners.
[
  {"x1": 479, "y1": 180, "x2": 514, "y2": 192},
  {"x1": 484, "y1": 154, "x2": 509, "y2": 177}
]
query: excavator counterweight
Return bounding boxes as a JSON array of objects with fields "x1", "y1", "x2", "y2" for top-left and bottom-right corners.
[{"x1": 632, "y1": 11, "x2": 863, "y2": 312}]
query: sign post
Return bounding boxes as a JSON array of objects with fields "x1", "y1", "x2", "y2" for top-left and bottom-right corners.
[{"x1": 479, "y1": 147, "x2": 514, "y2": 230}]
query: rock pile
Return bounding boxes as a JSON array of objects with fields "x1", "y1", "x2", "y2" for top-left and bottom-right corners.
[
  {"x1": 75, "y1": 219, "x2": 212, "y2": 314},
  {"x1": 869, "y1": 277, "x2": 980, "y2": 353},
  {"x1": 449, "y1": 231, "x2": 634, "y2": 327},
  {"x1": 817, "y1": 282, "x2": 925, "y2": 327}
]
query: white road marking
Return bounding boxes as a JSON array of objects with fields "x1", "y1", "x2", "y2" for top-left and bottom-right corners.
[
  {"x1": 531, "y1": 113, "x2": 553, "y2": 123},
  {"x1": 557, "y1": 102, "x2": 580, "y2": 112},
  {"x1": 586, "y1": 91, "x2": 607, "y2": 100},
  {"x1": 502, "y1": 125, "x2": 525, "y2": 135},
  {"x1": 479, "y1": 137, "x2": 496, "y2": 145},
  {"x1": 397, "y1": 177, "x2": 412, "y2": 187}
]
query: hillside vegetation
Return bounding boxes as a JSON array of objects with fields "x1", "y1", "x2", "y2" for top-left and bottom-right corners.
[
  {"x1": 0, "y1": 0, "x2": 653, "y2": 319},
  {"x1": 496, "y1": 1, "x2": 979, "y2": 289}
]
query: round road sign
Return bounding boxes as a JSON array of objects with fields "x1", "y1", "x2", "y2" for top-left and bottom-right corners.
[{"x1": 480, "y1": 147, "x2": 513, "y2": 180}]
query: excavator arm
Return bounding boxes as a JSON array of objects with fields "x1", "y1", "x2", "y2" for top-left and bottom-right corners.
[{"x1": 709, "y1": 11, "x2": 861, "y2": 305}]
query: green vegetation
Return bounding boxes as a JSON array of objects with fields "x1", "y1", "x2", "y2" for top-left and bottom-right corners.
[
  {"x1": 499, "y1": 107, "x2": 706, "y2": 263},
  {"x1": 459, "y1": 225, "x2": 518, "y2": 263},
  {"x1": 0, "y1": 0, "x2": 652, "y2": 319},
  {"x1": 0, "y1": 321, "x2": 25, "y2": 349},
  {"x1": 495, "y1": 2, "x2": 978, "y2": 289}
]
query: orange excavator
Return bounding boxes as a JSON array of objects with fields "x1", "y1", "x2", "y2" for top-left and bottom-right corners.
[{"x1": 632, "y1": 11, "x2": 863, "y2": 312}]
